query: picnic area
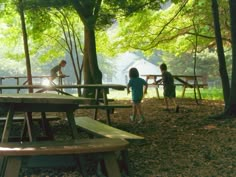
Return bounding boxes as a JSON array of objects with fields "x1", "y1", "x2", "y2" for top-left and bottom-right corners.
[
  {"x1": 0, "y1": 0, "x2": 236, "y2": 177},
  {"x1": 1, "y1": 94, "x2": 235, "y2": 177}
]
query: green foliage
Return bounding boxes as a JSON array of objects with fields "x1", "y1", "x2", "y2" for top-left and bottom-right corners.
[
  {"x1": 161, "y1": 48, "x2": 232, "y2": 82},
  {"x1": 109, "y1": 0, "x2": 230, "y2": 57}
]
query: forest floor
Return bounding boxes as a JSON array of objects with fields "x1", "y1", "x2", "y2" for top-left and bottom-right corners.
[{"x1": 7, "y1": 98, "x2": 236, "y2": 177}]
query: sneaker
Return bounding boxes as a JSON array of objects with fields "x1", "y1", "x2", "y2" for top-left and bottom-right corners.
[
  {"x1": 138, "y1": 116, "x2": 145, "y2": 123},
  {"x1": 130, "y1": 115, "x2": 135, "y2": 121},
  {"x1": 138, "y1": 119, "x2": 144, "y2": 123},
  {"x1": 175, "y1": 105, "x2": 179, "y2": 113}
]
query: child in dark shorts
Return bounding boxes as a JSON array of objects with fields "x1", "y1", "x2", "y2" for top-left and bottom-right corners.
[
  {"x1": 127, "y1": 68, "x2": 148, "y2": 123},
  {"x1": 50, "y1": 60, "x2": 67, "y2": 81},
  {"x1": 160, "y1": 63, "x2": 179, "y2": 113}
]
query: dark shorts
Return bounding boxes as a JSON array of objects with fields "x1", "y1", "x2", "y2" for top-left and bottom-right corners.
[
  {"x1": 163, "y1": 85, "x2": 176, "y2": 98},
  {"x1": 132, "y1": 100, "x2": 141, "y2": 104},
  {"x1": 50, "y1": 71, "x2": 57, "y2": 78}
]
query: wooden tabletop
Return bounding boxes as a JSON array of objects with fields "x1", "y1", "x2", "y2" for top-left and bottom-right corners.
[
  {"x1": 0, "y1": 84, "x2": 127, "y2": 90},
  {"x1": 142, "y1": 74, "x2": 203, "y2": 78},
  {"x1": 0, "y1": 93, "x2": 83, "y2": 104},
  {"x1": 0, "y1": 75, "x2": 69, "y2": 79}
]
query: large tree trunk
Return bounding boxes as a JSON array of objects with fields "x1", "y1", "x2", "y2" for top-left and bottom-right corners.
[
  {"x1": 71, "y1": 0, "x2": 103, "y2": 97},
  {"x1": 211, "y1": 0, "x2": 230, "y2": 108},
  {"x1": 83, "y1": 26, "x2": 102, "y2": 96},
  {"x1": 225, "y1": 0, "x2": 236, "y2": 115}
]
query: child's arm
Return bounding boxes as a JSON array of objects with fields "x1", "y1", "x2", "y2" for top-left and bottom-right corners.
[
  {"x1": 144, "y1": 84, "x2": 148, "y2": 94},
  {"x1": 127, "y1": 85, "x2": 130, "y2": 94},
  {"x1": 58, "y1": 68, "x2": 66, "y2": 77}
]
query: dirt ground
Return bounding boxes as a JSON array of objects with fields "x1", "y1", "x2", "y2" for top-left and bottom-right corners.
[{"x1": 12, "y1": 98, "x2": 236, "y2": 176}]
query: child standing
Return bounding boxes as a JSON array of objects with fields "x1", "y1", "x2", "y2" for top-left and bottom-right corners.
[
  {"x1": 160, "y1": 63, "x2": 179, "y2": 112},
  {"x1": 127, "y1": 67, "x2": 148, "y2": 123}
]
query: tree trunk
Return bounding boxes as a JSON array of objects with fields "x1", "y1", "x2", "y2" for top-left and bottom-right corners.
[
  {"x1": 83, "y1": 26, "x2": 102, "y2": 97},
  {"x1": 225, "y1": 0, "x2": 236, "y2": 115},
  {"x1": 211, "y1": 0, "x2": 230, "y2": 108},
  {"x1": 18, "y1": 0, "x2": 33, "y2": 93}
]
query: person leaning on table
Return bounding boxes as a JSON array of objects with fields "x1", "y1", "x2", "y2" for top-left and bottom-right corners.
[
  {"x1": 50, "y1": 60, "x2": 67, "y2": 81},
  {"x1": 160, "y1": 63, "x2": 179, "y2": 113}
]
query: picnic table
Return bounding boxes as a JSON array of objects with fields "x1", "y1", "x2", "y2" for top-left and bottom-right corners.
[
  {"x1": 0, "y1": 93, "x2": 130, "y2": 177},
  {"x1": 0, "y1": 84, "x2": 132, "y2": 124},
  {"x1": 142, "y1": 74, "x2": 208, "y2": 99},
  {"x1": 0, "y1": 93, "x2": 83, "y2": 142},
  {"x1": 0, "y1": 75, "x2": 69, "y2": 94}
]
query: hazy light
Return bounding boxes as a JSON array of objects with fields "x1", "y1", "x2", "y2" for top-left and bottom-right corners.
[{"x1": 42, "y1": 79, "x2": 50, "y2": 86}]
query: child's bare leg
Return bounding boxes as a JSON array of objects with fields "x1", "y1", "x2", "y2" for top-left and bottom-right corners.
[
  {"x1": 137, "y1": 103, "x2": 145, "y2": 123},
  {"x1": 164, "y1": 97, "x2": 169, "y2": 110},
  {"x1": 171, "y1": 98, "x2": 176, "y2": 107},
  {"x1": 171, "y1": 98, "x2": 179, "y2": 113},
  {"x1": 130, "y1": 103, "x2": 137, "y2": 121}
]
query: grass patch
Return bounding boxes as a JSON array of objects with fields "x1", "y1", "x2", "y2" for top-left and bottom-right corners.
[{"x1": 108, "y1": 87, "x2": 223, "y2": 100}]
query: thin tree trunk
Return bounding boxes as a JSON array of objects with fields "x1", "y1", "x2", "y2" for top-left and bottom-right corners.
[
  {"x1": 225, "y1": 0, "x2": 236, "y2": 115},
  {"x1": 18, "y1": 0, "x2": 33, "y2": 93},
  {"x1": 211, "y1": 0, "x2": 230, "y2": 108}
]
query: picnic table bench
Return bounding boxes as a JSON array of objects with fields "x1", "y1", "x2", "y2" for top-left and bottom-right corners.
[
  {"x1": 75, "y1": 116, "x2": 144, "y2": 141},
  {"x1": 0, "y1": 138, "x2": 129, "y2": 177},
  {"x1": 0, "y1": 93, "x2": 132, "y2": 177}
]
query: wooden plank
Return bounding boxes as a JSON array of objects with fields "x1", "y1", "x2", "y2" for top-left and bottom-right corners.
[
  {"x1": 0, "y1": 84, "x2": 126, "y2": 90},
  {"x1": 0, "y1": 93, "x2": 82, "y2": 104},
  {"x1": 0, "y1": 138, "x2": 129, "y2": 156},
  {"x1": 4, "y1": 157, "x2": 21, "y2": 177},
  {"x1": 1, "y1": 104, "x2": 15, "y2": 143},
  {"x1": 78, "y1": 104, "x2": 132, "y2": 109},
  {"x1": 0, "y1": 115, "x2": 60, "y2": 122},
  {"x1": 103, "y1": 152, "x2": 121, "y2": 177},
  {"x1": 75, "y1": 117, "x2": 144, "y2": 140}
]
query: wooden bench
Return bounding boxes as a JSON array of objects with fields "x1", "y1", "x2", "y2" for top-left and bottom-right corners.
[
  {"x1": 0, "y1": 115, "x2": 60, "y2": 122},
  {"x1": 78, "y1": 104, "x2": 132, "y2": 109},
  {"x1": 75, "y1": 116, "x2": 144, "y2": 142},
  {"x1": 0, "y1": 138, "x2": 129, "y2": 177}
]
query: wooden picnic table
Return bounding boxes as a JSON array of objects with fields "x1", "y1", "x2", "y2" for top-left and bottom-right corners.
[
  {"x1": 0, "y1": 93, "x2": 84, "y2": 142},
  {"x1": 0, "y1": 84, "x2": 131, "y2": 124},
  {"x1": 0, "y1": 75, "x2": 69, "y2": 93},
  {"x1": 142, "y1": 74, "x2": 208, "y2": 99},
  {"x1": 0, "y1": 93, "x2": 130, "y2": 177}
]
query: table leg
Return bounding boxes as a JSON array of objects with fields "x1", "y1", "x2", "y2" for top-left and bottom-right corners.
[
  {"x1": 155, "y1": 86, "x2": 160, "y2": 99},
  {"x1": 120, "y1": 150, "x2": 132, "y2": 176},
  {"x1": 0, "y1": 104, "x2": 15, "y2": 177},
  {"x1": 103, "y1": 152, "x2": 121, "y2": 177},
  {"x1": 66, "y1": 111, "x2": 79, "y2": 139},
  {"x1": 103, "y1": 89, "x2": 111, "y2": 125},
  {"x1": 2, "y1": 104, "x2": 15, "y2": 143},
  {"x1": 41, "y1": 112, "x2": 54, "y2": 140},
  {"x1": 93, "y1": 89, "x2": 99, "y2": 120},
  {"x1": 182, "y1": 85, "x2": 186, "y2": 98},
  {"x1": 4, "y1": 157, "x2": 21, "y2": 177},
  {"x1": 25, "y1": 112, "x2": 35, "y2": 142}
]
